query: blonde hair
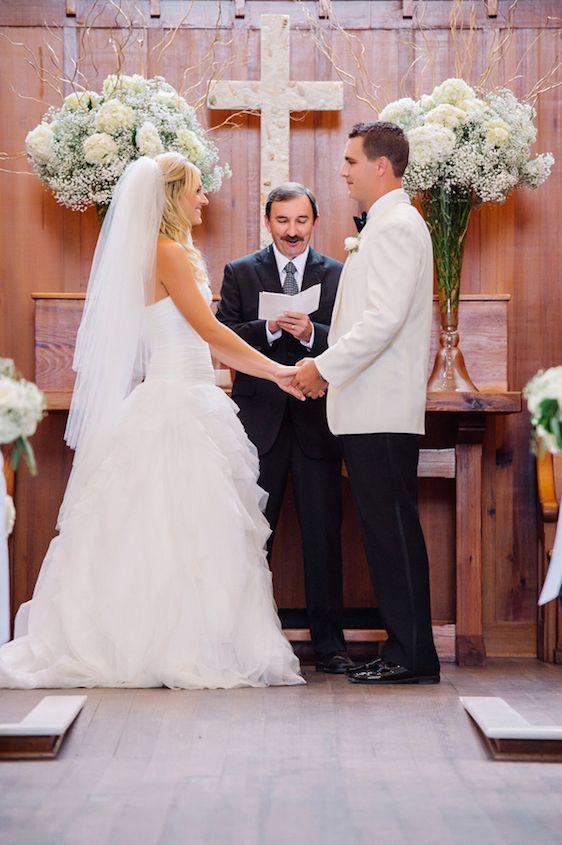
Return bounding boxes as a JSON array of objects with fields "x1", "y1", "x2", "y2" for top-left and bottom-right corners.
[{"x1": 155, "y1": 152, "x2": 207, "y2": 283}]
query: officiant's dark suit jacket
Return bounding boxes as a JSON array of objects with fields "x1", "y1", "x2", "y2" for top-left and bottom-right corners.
[
  {"x1": 216, "y1": 244, "x2": 345, "y2": 661},
  {"x1": 216, "y1": 245, "x2": 342, "y2": 461}
]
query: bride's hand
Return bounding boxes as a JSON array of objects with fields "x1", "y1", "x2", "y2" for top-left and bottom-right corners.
[{"x1": 272, "y1": 365, "x2": 306, "y2": 401}]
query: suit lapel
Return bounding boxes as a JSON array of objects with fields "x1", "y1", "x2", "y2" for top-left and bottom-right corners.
[
  {"x1": 254, "y1": 245, "x2": 283, "y2": 293},
  {"x1": 301, "y1": 248, "x2": 323, "y2": 292},
  {"x1": 329, "y1": 257, "x2": 351, "y2": 331}
]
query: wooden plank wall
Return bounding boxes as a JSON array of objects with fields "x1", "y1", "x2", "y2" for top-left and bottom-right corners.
[{"x1": 1, "y1": 1, "x2": 560, "y2": 655}]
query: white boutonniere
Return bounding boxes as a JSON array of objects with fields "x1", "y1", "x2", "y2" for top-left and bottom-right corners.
[{"x1": 344, "y1": 235, "x2": 361, "y2": 254}]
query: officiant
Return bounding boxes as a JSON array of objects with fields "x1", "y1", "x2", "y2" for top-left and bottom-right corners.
[{"x1": 216, "y1": 183, "x2": 351, "y2": 674}]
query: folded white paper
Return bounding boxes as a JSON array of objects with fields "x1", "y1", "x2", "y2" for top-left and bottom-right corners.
[{"x1": 258, "y1": 285, "x2": 321, "y2": 321}]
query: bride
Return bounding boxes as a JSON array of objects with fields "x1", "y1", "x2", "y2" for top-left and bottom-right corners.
[{"x1": 0, "y1": 153, "x2": 305, "y2": 689}]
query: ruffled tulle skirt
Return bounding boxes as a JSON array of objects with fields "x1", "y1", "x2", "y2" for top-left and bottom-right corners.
[{"x1": 0, "y1": 379, "x2": 304, "y2": 689}]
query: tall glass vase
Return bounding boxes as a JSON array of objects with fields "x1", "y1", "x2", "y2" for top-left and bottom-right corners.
[
  {"x1": 421, "y1": 188, "x2": 478, "y2": 392},
  {"x1": 96, "y1": 204, "x2": 108, "y2": 226}
]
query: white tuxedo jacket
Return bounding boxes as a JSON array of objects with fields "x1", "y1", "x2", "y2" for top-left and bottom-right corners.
[{"x1": 316, "y1": 189, "x2": 433, "y2": 435}]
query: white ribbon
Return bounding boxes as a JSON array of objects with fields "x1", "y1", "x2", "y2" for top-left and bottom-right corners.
[
  {"x1": 0, "y1": 470, "x2": 10, "y2": 644},
  {"x1": 539, "y1": 510, "x2": 562, "y2": 605}
]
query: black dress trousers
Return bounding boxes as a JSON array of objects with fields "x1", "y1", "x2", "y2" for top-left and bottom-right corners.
[
  {"x1": 340, "y1": 432, "x2": 439, "y2": 675},
  {"x1": 258, "y1": 408, "x2": 345, "y2": 661}
]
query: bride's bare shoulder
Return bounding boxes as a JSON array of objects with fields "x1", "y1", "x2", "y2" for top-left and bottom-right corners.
[
  {"x1": 157, "y1": 236, "x2": 184, "y2": 258},
  {"x1": 157, "y1": 237, "x2": 188, "y2": 270},
  {"x1": 156, "y1": 236, "x2": 196, "y2": 288}
]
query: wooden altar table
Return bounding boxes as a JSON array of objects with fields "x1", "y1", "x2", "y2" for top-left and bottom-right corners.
[
  {"x1": 31, "y1": 292, "x2": 521, "y2": 665},
  {"x1": 423, "y1": 391, "x2": 520, "y2": 665}
]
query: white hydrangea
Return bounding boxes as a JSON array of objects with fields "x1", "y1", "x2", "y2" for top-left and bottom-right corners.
[
  {"x1": 156, "y1": 91, "x2": 180, "y2": 108},
  {"x1": 83, "y1": 133, "x2": 119, "y2": 164},
  {"x1": 378, "y1": 97, "x2": 420, "y2": 130},
  {"x1": 136, "y1": 122, "x2": 164, "y2": 157},
  {"x1": 0, "y1": 360, "x2": 46, "y2": 475},
  {"x1": 121, "y1": 74, "x2": 147, "y2": 93},
  {"x1": 432, "y1": 78, "x2": 476, "y2": 107},
  {"x1": 425, "y1": 103, "x2": 468, "y2": 130},
  {"x1": 485, "y1": 117, "x2": 510, "y2": 146},
  {"x1": 460, "y1": 98, "x2": 486, "y2": 116},
  {"x1": 524, "y1": 366, "x2": 562, "y2": 415},
  {"x1": 524, "y1": 366, "x2": 562, "y2": 453},
  {"x1": 408, "y1": 124, "x2": 456, "y2": 166},
  {"x1": 102, "y1": 74, "x2": 121, "y2": 96},
  {"x1": 419, "y1": 94, "x2": 436, "y2": 113},
  {"x1": 63, "y1": 90, "x2": 101, "y2": 110},
  {"x1": 0, "y1": 374, "x2": 46, "y2": 444},
  {"x1": 25, "y1": 124, "x2": 54, "y2": 164},
  {"x1": 26, "y1": 74, "x2": 230, "y2": 210},
  {"x1": 177, "y1": 128, "x2": 205, "y2": 162},
  {"x1": 0, "y1": 380, "x2": 21, "y2": 440},
  {"x1": 381, "y1": 78, "x2": 553, "y2": 205},
  {"x1": 94, "y1": 99, "x2": 135, "y2": 134}
]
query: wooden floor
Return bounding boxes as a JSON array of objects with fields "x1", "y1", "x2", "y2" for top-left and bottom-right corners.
[{"x1": 1, "y1": 660, "x2": 562, "y2": 845}]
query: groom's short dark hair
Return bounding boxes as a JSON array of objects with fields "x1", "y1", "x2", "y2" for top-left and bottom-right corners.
[
  {"x1": 349, "y1": 122, "x2": 409, "y2": 177},
  {"x1": 265, "y1": 183, "x2": 319, "y2": 220}
]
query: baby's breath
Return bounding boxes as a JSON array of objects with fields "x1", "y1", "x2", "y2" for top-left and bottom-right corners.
[
  {"x1": 25, "y1": 75, "x2": 230, "y2": 211},
  {"x1": 379, "y1": 79, "x2": 554, "y2": 204}
]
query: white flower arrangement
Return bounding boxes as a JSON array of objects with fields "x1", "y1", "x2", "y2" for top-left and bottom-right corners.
[
  {"x1": 379, "y1": 78, "x2": 554, "y2": 203},
  {"x1": 0, "y1": 358, "x2": 47, "y2": 475},
  {"x1": 523, "y1": 366, "x2": 562, "y2": 454},
  {"x1": 25, "y1": 74, "x2": 231, "y2": 211},
  {"x1": 344, "y1": 235, "x2": 361, "y2": 254}
]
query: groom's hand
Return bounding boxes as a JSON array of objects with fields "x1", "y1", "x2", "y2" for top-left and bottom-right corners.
[{"x1": 295, "y1": 359, "x2": 328, "y2": 399}]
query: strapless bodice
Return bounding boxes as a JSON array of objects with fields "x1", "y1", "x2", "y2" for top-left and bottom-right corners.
[{"x1": 144, "y1": 286, "x2": 215, "y2": 386}]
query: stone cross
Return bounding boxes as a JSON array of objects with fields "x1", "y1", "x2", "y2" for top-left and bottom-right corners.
[{"x1": 207, "y1": 14, "x2": 343, "y2": 246}]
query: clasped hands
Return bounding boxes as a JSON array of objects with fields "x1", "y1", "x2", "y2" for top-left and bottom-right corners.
[
  {"x1": 268, "y1": 310, "x2": 327, "y2": 400},
  {"x1": 294, "y1": 359, "x2": 327, "y2": 399}
]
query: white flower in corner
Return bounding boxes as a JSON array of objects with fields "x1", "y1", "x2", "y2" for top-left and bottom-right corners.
[{"x1": 344, "y1": 235, "x2": 361, "y2": 254}]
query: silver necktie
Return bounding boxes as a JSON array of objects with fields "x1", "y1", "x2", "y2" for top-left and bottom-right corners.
[{"x1": 282, "y1": 261, "x2": 299, "y2": 296}]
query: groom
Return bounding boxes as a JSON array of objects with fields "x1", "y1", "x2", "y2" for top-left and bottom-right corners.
[
  {"x1": 217, "y1": 183, "x2": 352, "y2": 674},
  {"x1": 295, "y1": 122, "x2": 440, "y2": 685}
]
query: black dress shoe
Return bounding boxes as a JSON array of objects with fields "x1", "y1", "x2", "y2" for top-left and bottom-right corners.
[
  {"x1": 315, "y1": 654, "x2": 356, "y2": 674},
  {"x1": 346, "y1": 656, "x2": 384, "y2": 676},
  {"x1": 348, "y1": 660, "x2": 440, "y2": 685}
]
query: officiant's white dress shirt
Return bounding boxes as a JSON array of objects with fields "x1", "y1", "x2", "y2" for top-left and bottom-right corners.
[{"x1": 266, "y1": 244, "x2": 314, "y2": 349}]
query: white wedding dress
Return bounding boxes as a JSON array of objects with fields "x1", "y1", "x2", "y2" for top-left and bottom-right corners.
[{"x1": 0, "y1": 284, "x2": 304, "y2": 689}]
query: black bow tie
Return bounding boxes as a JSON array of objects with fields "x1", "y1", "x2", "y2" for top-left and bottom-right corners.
[{"x1": 353, "y1": 211, "x2": 367, "y2": 232}]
